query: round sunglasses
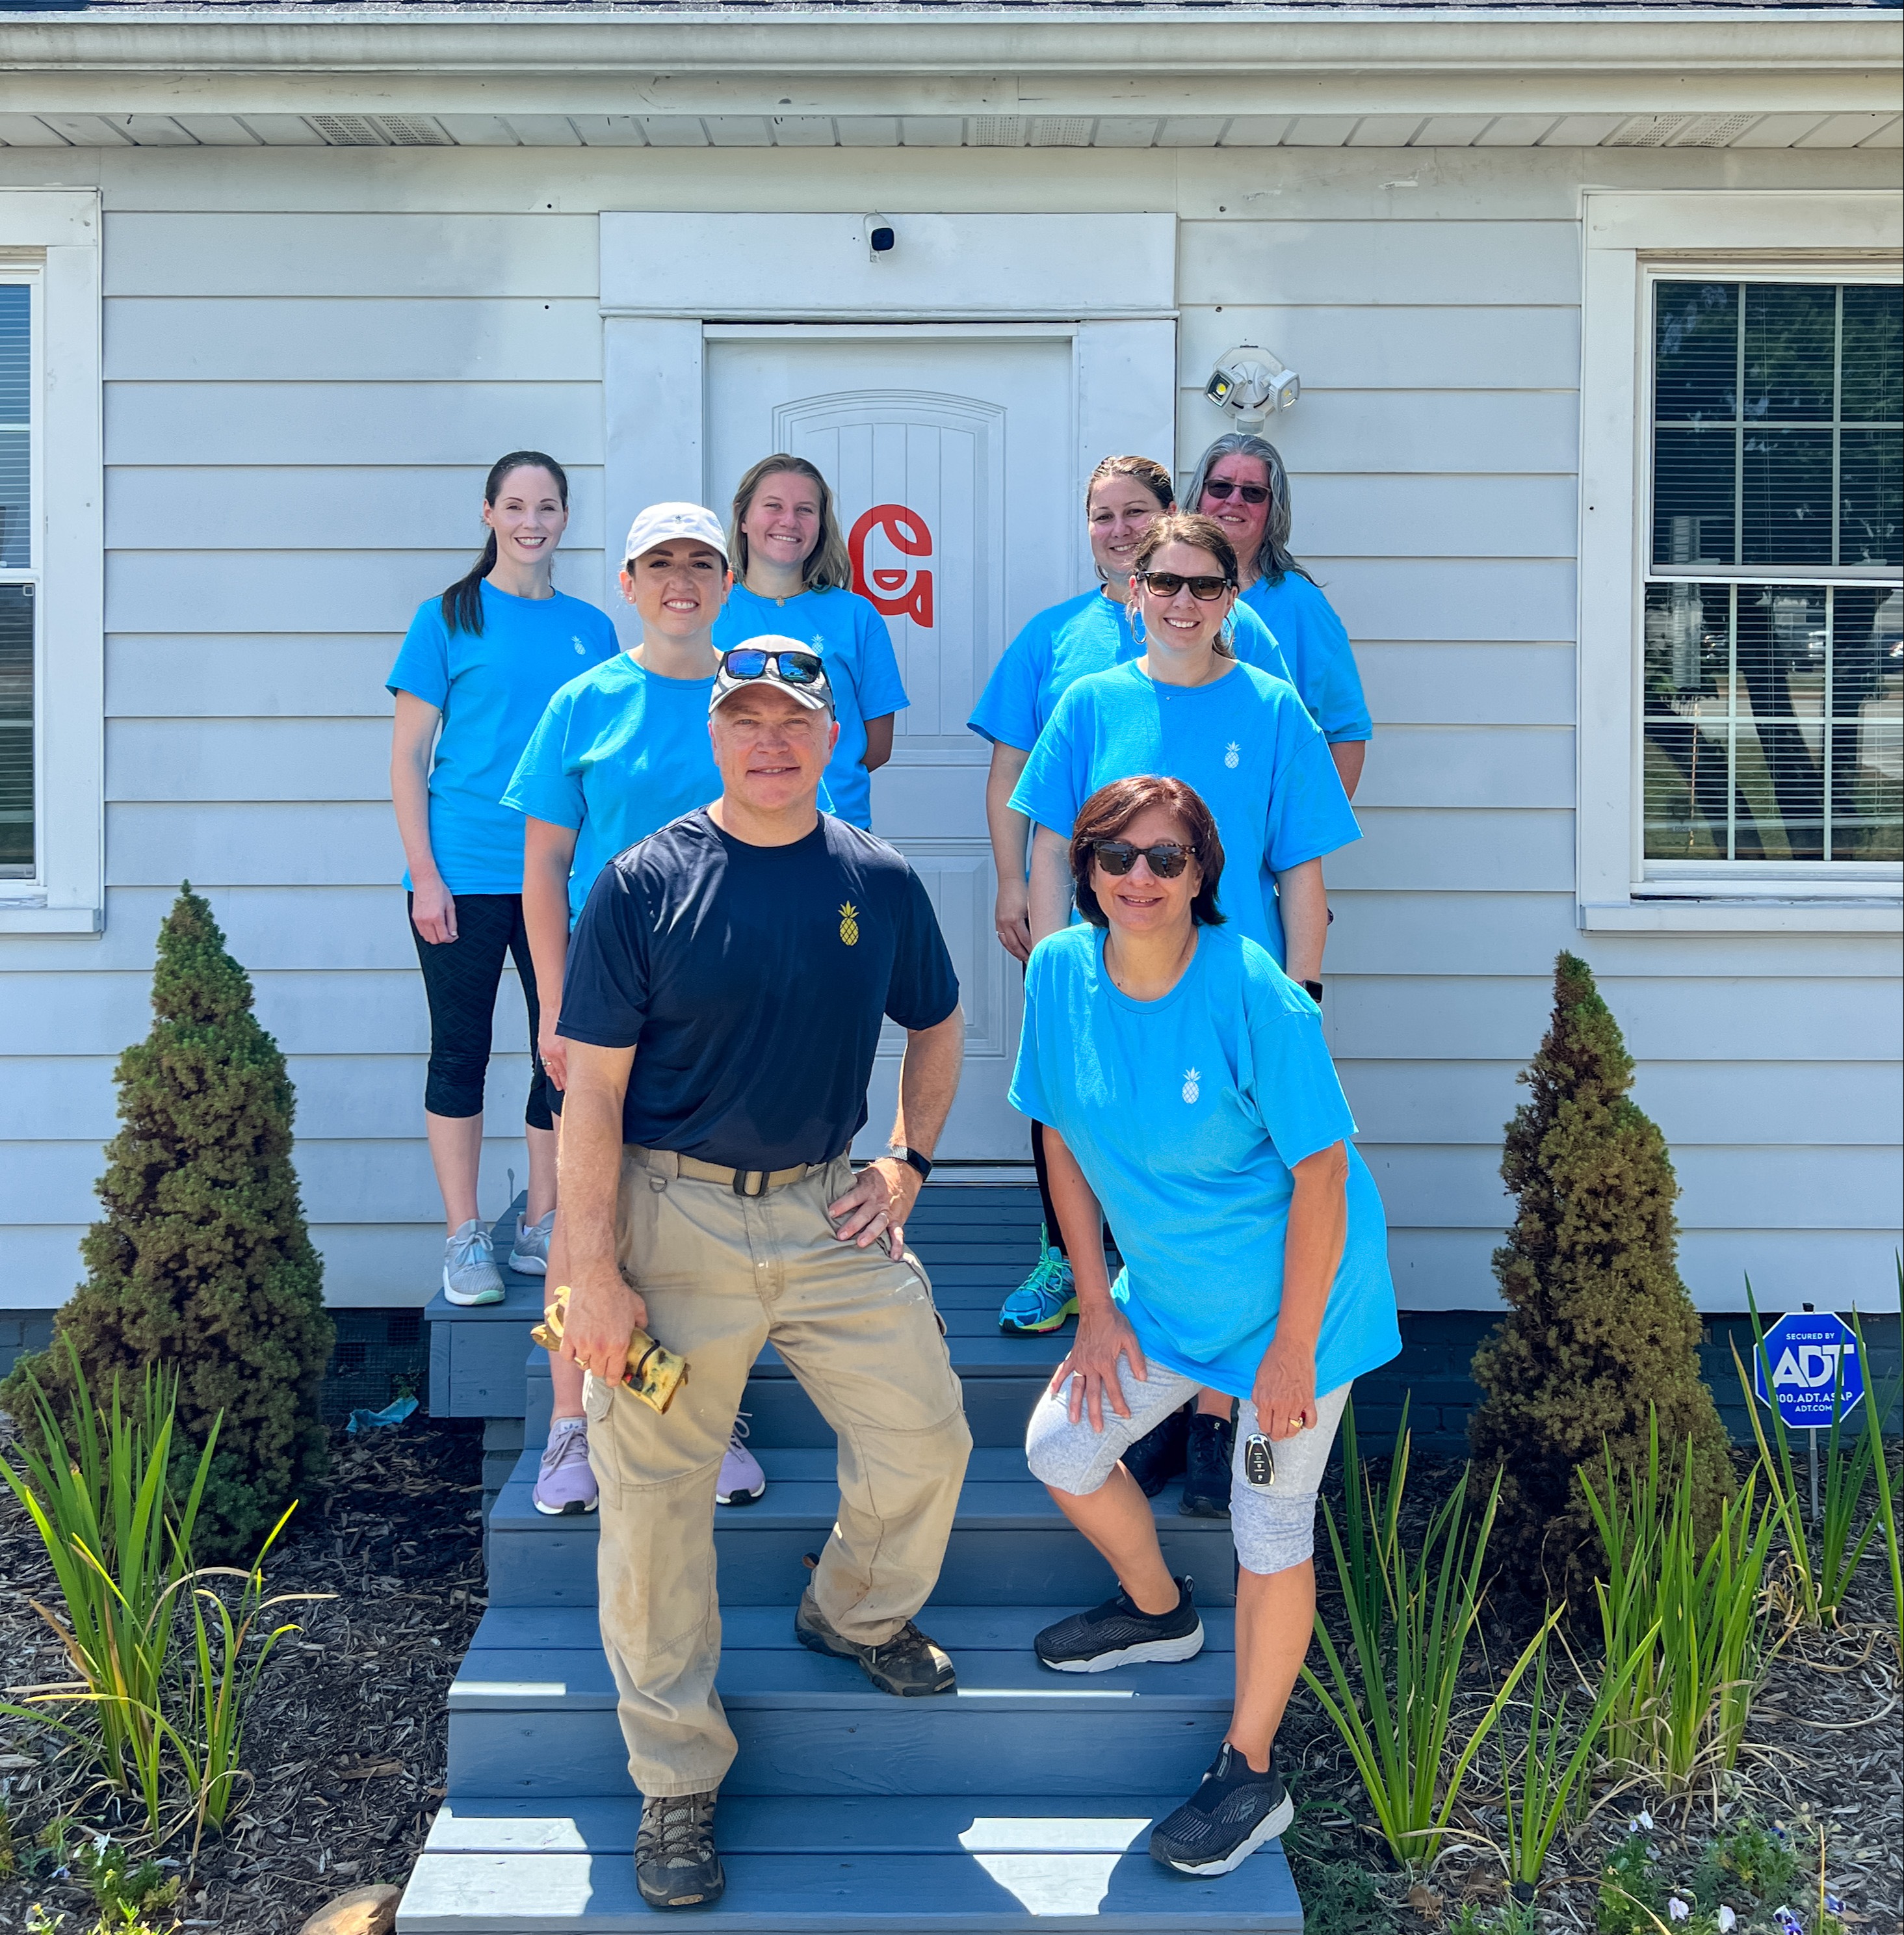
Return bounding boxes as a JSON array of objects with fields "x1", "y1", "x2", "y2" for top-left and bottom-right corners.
[
  {"x1": 719, "y1": 646, "x2": 826, "y2": 687},
  {"x1": 1135, "y1": 570, "x2": 1235, "y2": 602},
  {"x1": 1201, "y1": 479, "x2": 1271, "y2": 505},
  {"x1": 1091, "y1": 839, "x2": 1195, "y2": 879}
]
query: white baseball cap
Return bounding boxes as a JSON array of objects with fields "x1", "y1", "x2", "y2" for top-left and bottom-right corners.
[{"x1": 622, "y1": 502, "x2": 728, "y2": 567}]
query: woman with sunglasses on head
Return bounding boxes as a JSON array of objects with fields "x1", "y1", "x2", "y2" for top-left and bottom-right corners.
[
  {"x1": 712, "y1": 454, "x2": 909, "y2": 832},
  {"x1": 389, "y1": 450, "x2": 618, "y2": 1310},
  {"x1": 1015, "y1": 773, "x2": 1398, "y2": 1882},
  {"x1": 504, "y1": 503, "x2": 789, "y2": 1517},
  {"x1": 1011, "y1": 512, "x2": 1360, "y2": 1507},
  {"x1": 1187, "y1": 433, "x2": 1371, "y2": 798},
  {"x1": 971, "y1": 457, "x2": 1291, "y2": 1341}
]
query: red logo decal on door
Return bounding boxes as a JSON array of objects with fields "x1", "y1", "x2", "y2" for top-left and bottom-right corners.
[{"x1": 849, "y1": 503, "x2": 934, "y2": 628}]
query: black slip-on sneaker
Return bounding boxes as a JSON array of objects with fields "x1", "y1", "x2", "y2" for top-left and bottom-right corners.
[
  {"x1": 1121, "y1": 1404, "x2": 1191, "y2": 1498},
  {"x1": 794, "y1": 1585, "x2": 958, "y2": 1696},
  {"x1": 1034, "y1": 1576, "x2": 1204, "y2": 1674},
  {"x1": 634, "y1": 1789, "x2": 725, "y2": 1909},
  {"x1": 1150, "y1": 1744, "x2": 1294, "y2": 1876},
  {"x1": 1179, "y1": 1410, "x2": 1235, "y2": 1518}
]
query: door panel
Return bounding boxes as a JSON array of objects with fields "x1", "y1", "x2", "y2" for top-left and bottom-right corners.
[{"x1": 707, "y1": 332, "x2": 1075, "y2": 1159}]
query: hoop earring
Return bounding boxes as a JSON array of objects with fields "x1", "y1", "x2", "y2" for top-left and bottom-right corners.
[
  {"x1": 1220, "y1": 610, "x2": 1236, "y2": 649},
  {"x1": 1130, "y1": 606, "x2": 1147, "y2": 646}
]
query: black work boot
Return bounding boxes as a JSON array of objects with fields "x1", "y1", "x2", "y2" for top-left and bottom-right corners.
[
  {"x1": 1121, "y1": 1404, "x2": 1190, "y2": 1499},
  {"x1": 634, "y1": 1789, "x2": 724, "y2": 1909},
  {"x1": 1179, "y1": 1408, "x2": 1235, "y2": 1518},
  {"x1": 795, "y1": 1584, "x2": 958, "y2": 1696}
]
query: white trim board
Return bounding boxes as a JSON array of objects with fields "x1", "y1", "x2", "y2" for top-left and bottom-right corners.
[
  {"x1": 0, "y1": 188, "x2": 103, "y2": 938},
  {"x1": 1575, "y1": 189, "x2": 1904, "y2": 939}
]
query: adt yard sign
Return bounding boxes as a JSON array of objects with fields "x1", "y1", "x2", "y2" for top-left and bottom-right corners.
[{"x1": 1752, "y1": 1311, "x2": 1866, "y2": 1429}]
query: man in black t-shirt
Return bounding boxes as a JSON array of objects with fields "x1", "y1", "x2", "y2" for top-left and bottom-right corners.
[{"x1": 554, "y1": 638, "x2": 971, "y2": 1913}]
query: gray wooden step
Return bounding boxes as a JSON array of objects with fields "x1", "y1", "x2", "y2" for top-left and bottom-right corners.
[
  {"x1": 486, "y1": 1448, "x2": 1238, "y2": 1610},
  {"x1": 399, "y1": 1794, "x2": 1300, "y2": 1931},
  {"x1": 449, "y1": 1605, "x2": 1252, "y2": 1799}
]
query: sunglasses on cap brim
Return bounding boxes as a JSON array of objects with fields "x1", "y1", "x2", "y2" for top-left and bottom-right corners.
[{"x1": 719, "y1": 646, "x2": 828, "y2": 687}]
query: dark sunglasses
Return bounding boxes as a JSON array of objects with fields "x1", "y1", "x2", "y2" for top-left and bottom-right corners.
[
  {"x1": 1136, "y1": 571, "x2": 1234, "y2": 601},
  {"x1": 1201, "y1": 479, "x2": 1271, "y2": 505},
  {"x1": 719, "y1": 646, "x2": 826, "y2": 687},
  {"x1": 1091, "y1": 840, "x2": 1195, "y2": 879}
]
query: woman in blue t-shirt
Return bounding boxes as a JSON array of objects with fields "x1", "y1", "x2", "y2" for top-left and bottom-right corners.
[
  {"x1": 388, "y1": 449, "x2": 618, "y2": 1308},
  {"x1": 1015, "y1": 772, "x2": 1398, "y2": 1884},
  {"x1": 504, "y1": 501, "x2": 768, "y2": 1516},
  {"x1": 1185, "y1": 432, "x2": 1372, "y2": 798},
  {"x1": 711, "y1": 454, "x2": 908, "y2": 830},
  {"x1": 971, "y1": 458, "x2": 1293, "y2": 1339},
  {"x1": 1010, "y1": 512, "x2": 1361, "y2": 1488}
]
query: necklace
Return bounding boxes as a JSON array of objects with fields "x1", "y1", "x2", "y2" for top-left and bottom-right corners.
[{"x1": 1105, "y1": 925, "x2": 1195, "y2": 997}]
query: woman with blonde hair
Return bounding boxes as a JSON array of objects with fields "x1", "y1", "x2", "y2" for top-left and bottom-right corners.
[
  {"x1": 1185, "y1": 432, "x2": 1370, "y2": 797},
  {"x1": 712, "y1": 454, "x2": 908, "y2": 830},
  {"x1": 971, "y1": 455, "x2": 1292, "y2": 1341}
]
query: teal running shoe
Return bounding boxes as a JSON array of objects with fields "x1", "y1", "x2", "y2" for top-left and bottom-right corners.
[{"x1": 999, "y1": 1234, "x2": 1078, "y2": 1335}]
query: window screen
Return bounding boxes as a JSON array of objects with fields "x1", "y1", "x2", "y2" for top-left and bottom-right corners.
[
  {"x1": 0, "y1": 282, "x2": 29, "y2": 878},
  {"x1": 1645, "y1": 279, "x2": 1902, "y2": 866}
]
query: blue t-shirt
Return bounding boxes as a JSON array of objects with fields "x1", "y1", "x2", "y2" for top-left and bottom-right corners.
[
  {"x1": 387, "y1": 581, "x2": 618, "y2": 895},
  {"x1": 1010, "y1": 924, "x2": 1399, "y2": 1402},
  {"x1": 968, "y1": 588, "x2": 1294, "y2": 753},
  {"x1": 558, "y1": 809, "x2": 959, "y2": 1168},
  {"x1": 501, "y1": 653, "x2": 722, "y2": 928},
  {"x1": 712, "y1": 585, "x2": 908, "y2": 830},
  {"x1": 1241, "y1": 574, "x2": 1371, "y2": 745},
  {"x1": 1009, "y1": 659, "x2": 1360, "y2": 966}
]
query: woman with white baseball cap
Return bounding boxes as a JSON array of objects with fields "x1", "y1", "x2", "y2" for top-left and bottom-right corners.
[{"x1": 504, "y1": 502, "x2": 770, "y2": 1516}]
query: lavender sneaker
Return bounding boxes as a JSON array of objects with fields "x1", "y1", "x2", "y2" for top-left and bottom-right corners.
[
  {"x1": 533, "y1": 1416, "x2": 598, "y2": 1516},
  {"x1": 716, "y1": 1414, "x2": 766, "y2": 1507}
]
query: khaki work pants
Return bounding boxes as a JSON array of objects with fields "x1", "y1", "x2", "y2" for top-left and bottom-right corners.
[{"x1": 583, "y1": 1148, "x2": 972, "y2": 1798}]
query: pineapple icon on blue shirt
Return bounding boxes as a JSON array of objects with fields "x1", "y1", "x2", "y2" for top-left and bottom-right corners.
[
  {"x1": 1182, "y1": 1066, "x2": 1201, "y2": 1105},
  {"x1": 1224, "y1": 741, "x2": 1241, "y2": 769},
  {"x1": 839, "y1": 902, "x2": 860, "y2": 946}
]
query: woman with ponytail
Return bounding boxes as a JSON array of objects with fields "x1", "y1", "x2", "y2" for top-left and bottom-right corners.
[{"x1": 388, "y1": 451, "x2": 618, "y2": 1308}]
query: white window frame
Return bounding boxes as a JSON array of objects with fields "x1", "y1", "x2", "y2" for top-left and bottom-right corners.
[
  {"x1": 0, "y1": 189, "x2": 102, "y2": 937},
  {"x1": 1578, "y1": 189, "x2": 1903, "y2": 936}
]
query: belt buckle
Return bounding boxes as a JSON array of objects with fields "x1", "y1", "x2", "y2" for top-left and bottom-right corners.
[{"x1": 733, "y1": 1168, "x2": 768, "y2": 1198}]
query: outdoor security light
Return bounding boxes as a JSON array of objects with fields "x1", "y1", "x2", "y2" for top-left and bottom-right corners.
[
  {"x1": 865, "y1": 215, "x2": 897, "y2": 260},
  {"x1": 1205, "y1": 344, "x2": 1300, "y2": 425}
]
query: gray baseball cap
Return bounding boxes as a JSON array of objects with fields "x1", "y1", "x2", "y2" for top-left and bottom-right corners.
[{"x1": 709, "y1": 635, "x2": 835, "y2": 716}]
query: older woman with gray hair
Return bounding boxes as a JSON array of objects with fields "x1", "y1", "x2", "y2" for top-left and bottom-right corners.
[{"x1": 1185, "y1": 433, "x2": 1371, "y2": 798}]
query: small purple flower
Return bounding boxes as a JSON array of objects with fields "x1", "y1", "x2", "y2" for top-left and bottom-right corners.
[
  {"x1": 1825, "y1": 1893, "x2": 1844, "y2": 1914},
  {"x1": 1775, "y1": 1908, "x2": 1804, "y2": 1935}
]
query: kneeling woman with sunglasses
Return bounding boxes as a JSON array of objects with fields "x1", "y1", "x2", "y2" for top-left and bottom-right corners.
[
  {"x1": 504, "y1": 504, "x2": 822, "y2": 1516},
  {"x1": 1015, "y1": 774, "x2": 1399, "y2": 1879}
]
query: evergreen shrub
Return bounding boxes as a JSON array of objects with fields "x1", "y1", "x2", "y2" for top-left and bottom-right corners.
[
  {"x1": 0, "y1": 887, "x2": 333, "y2": 1559},
  {"x1": 1468, "y1": 951, "x2": 1732, "y2": 1590}
]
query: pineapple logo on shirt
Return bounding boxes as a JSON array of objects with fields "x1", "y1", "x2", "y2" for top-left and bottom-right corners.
[
  {"x1": 1182, "y1": 1066, "x2": 1201, "y2": 1105},
  {"x1": 839, "y1": 902, "x2": 860, "y2": 946},
  {"x1": 1224, "y1": 741, "x2": 1241, "y2": 769},
  {"x1": 573, "y1": 635, "x2": 588, "y2": 654}
]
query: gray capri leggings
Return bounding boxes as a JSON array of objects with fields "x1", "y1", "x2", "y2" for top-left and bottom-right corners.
[{"x1": 1026, "y1": 1361, "x2": 1351, "y2": 1577}]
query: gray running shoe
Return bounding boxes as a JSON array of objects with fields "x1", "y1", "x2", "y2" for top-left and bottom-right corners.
[
  {"x1": 634, "y1": 1790, "x2": 724, "y2": 1910},
  {"x1": 441, "y1": 1218, "x2": 505, "y2": 1306},
  {"x1": 510, "y1": 1207, "x2": 554, "y2": 1277},
  {"x1": 794, "y1": 1584, "x2": 956, "y2": 1696},
  {"x1": 533, "y1": 1415, "x2": 598, "y2": 1516}
]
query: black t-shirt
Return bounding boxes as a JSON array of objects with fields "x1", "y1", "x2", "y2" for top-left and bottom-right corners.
[{"x1": 556, "y1": 809, "x2": 961, "y2": 1168}]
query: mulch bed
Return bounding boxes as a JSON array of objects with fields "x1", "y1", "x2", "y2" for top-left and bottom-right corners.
[
  {"x1": 3, "y1": 1421, "x2": 1899, "y2": 1934},
  {"x1": 0, "y1": 1414, "x2": 486, "y2": 1932}
]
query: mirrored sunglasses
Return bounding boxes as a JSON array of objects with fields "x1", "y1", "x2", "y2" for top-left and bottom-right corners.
[
  {"x1": 1136, "y1": 571, "x2": 1234, "y2": 601},
  {"x1": 1092, "y1": 840, "x2": 1195, "y2": 879},
  {"x1": 719, "y1": 647, "x2": 827, "y2": 687},
  {"x1": 1201, "y1": 479, "x2": 1271, "y2": 505}
]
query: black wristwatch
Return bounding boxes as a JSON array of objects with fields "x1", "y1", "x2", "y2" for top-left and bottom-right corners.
[
  {"x1": 893, "y1": 1146, "x2": 934, "y2": 1182},
  {"x1": 1302, "y1": 979, "x2": 1325, "y2": 1007}
]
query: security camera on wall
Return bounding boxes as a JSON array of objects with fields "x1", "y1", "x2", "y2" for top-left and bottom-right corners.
[
  {"x1": 865, "y1": 215, "x2": 897, "y2": 261},
  {"x1": 1204, "y1": 344, "x2": 1300, "y2": 427}
]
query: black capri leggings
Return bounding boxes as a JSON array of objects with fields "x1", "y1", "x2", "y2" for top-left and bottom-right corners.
[
  {"x1": 408, "y1": 891, "x2": 553, "y2": 1131},
  {"x1": 1031, "y1": 1118, "x2": 1114, "y2": 1263}
]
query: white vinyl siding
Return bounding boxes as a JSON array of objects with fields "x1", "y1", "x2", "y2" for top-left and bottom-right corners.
[{"x1": 0, "y1": 151, "x2": 1895, "y2": 1315}]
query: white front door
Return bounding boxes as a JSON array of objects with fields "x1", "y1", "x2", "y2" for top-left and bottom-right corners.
[{"x1": 706, "y1": 330, "x2": 1076, "y2": 1161}]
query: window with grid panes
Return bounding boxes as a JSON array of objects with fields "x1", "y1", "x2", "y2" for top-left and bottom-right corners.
[
  {"x1": 0, "y1": 276, "x2": 32, "y2": 878},
  {"x1": 1643, "y1": 277, "x2": 1901, "y2": 871}
]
